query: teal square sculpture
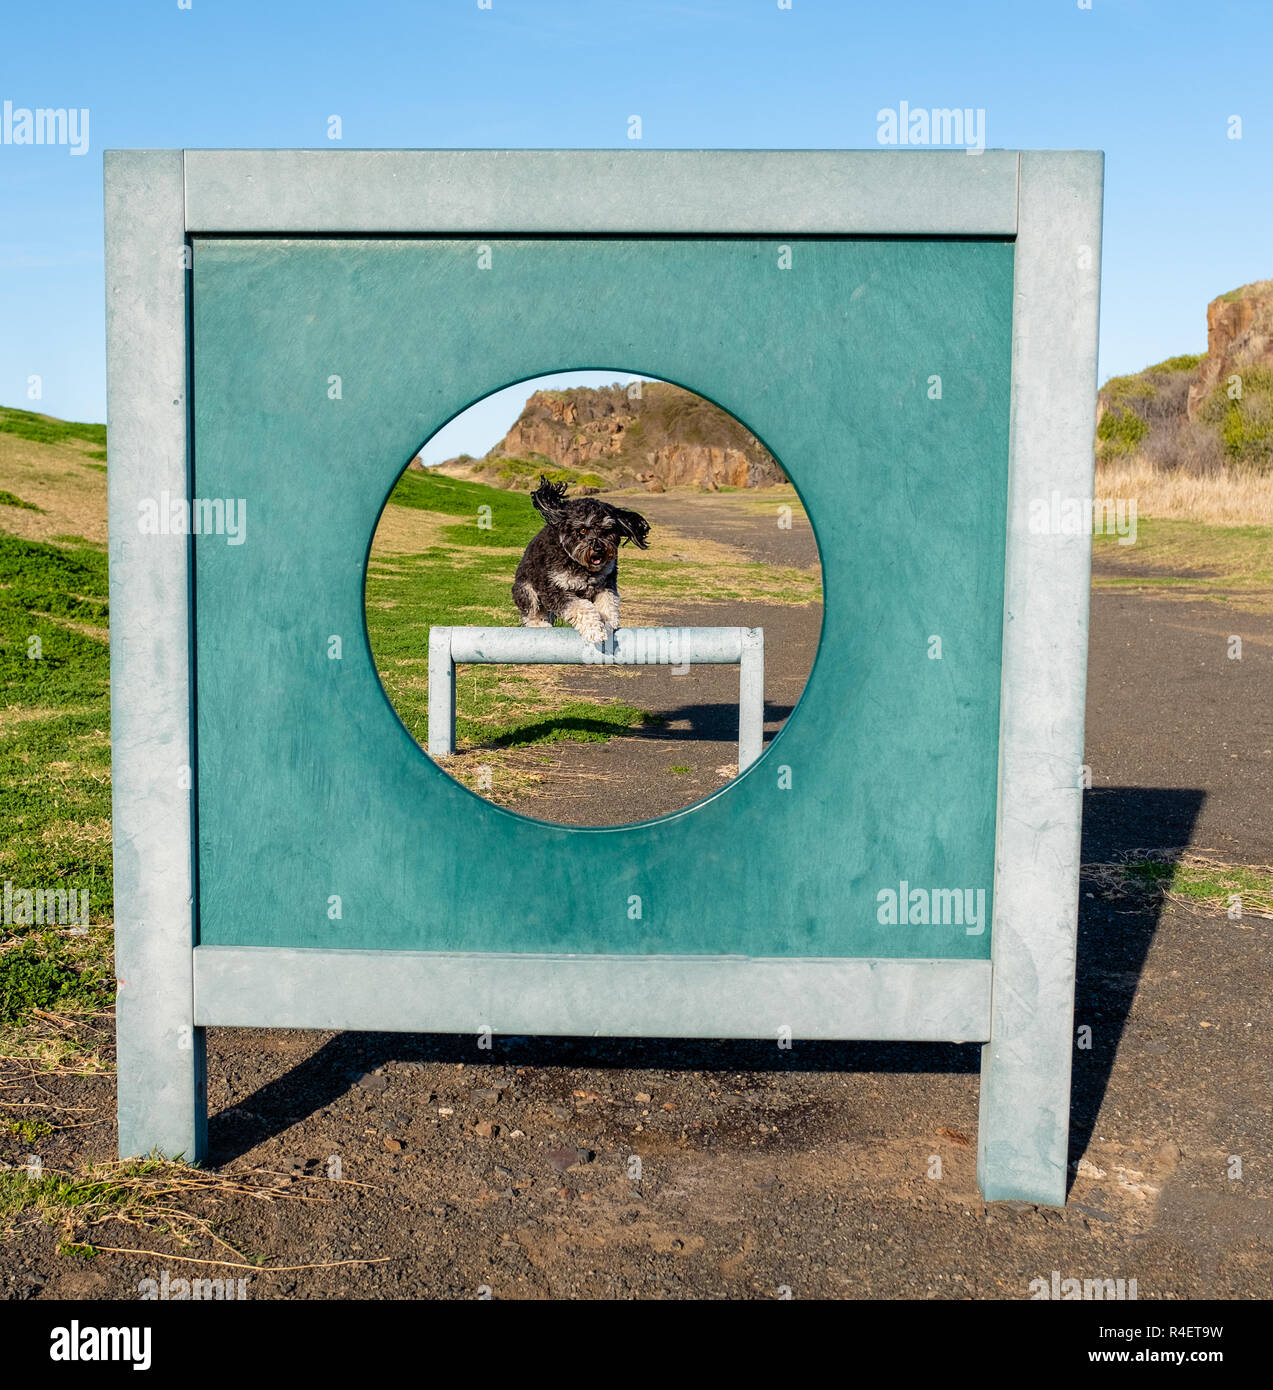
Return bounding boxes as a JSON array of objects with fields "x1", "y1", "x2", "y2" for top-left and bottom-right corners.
[{"x1": 191, "y1": 236, "x2": 1014, "y2": 958}]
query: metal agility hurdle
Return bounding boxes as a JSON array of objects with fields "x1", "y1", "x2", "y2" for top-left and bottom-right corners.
[{"x1": 426, "y1": 625, "x2": 765, "y2": 769}]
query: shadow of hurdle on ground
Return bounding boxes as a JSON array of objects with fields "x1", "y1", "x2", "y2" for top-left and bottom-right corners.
[
  {"x1": 483, "y1": 700, "x2": 798, "y2": 750},
  {"x1": 207, "y1": 786, "x2": 1204, "y2": 1187}
]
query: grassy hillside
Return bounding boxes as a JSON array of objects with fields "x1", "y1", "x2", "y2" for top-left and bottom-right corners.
[
  {"x1": 0, "y1": 409, "x2": 114, "y2": 1056},
  {"x1": 0, "y1": 405, "x2": 105, "y2": 455}
]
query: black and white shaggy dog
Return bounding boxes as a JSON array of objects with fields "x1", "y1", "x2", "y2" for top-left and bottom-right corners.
[{"x1": 512, "y1": 476, "x2": 651, "y2": 643}]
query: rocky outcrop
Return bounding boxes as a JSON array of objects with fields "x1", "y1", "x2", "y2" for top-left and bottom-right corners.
[
  {"x1": 1186, "y1": 280, "x2": 1273, "y2": 420},
  {"x1": 1095, "y1": 279, "x2": 1273, "y2": 475},
  {"x1": 435, "y1": 381, "x2": 786, "y2": 491},
  {"x1": 499, "y1": 391, "x2": 630, "y2": 472},
  {"x1": 641, "y1": 444, "x2": 761, "y2": 491}
]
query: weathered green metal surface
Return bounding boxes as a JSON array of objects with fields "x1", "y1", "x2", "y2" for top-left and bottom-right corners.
[{"x1": 191, "y1": 237, "x2": 1012, "y2": 957}]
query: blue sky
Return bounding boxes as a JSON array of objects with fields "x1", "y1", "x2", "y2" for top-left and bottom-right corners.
[{"x1": 0, "y1": 0, "x2": 1268, "y2": 446}]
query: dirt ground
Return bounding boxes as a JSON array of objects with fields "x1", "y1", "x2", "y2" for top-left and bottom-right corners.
[{"x1": 2, "y1": 494, "x2": 1270, "y2": 1302}]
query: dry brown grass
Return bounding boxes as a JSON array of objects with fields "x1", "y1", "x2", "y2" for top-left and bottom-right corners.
[
  {"x1": 0, "y1": 1154, "x2": 355, "y2": 1265},
  {"x1": 1095, "y1": 458, "x2": 1273, "y2": 526},
  {"x1": 368, "y1": 501, "x2": 453, "y2": 555},
  {"x1": 0, "y1": 433, "x2": 106, "y2": 544},
  {"x1": 0, "y1": 1011, "x2": 113, "y2": 1073}
]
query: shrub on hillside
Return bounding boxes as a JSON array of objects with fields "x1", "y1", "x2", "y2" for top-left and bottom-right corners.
[
  {"x1": 1096, "y1": 404, "x2": 1149, "y2": 458},
  {"x1": 1095, "y1": 353, "x2": 1268, "y2": 476},
  {"x1": 1199, "y1": 366, "x2": 1273, "y2": 474}
]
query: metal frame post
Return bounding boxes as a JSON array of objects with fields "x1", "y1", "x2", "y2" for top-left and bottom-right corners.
[
  {"x1": 106, "y1": 150, "x2": 206, "y2": 1161},
  {"x1": 976, "y1": 152, "x2": 1104, "y2": 1204}
]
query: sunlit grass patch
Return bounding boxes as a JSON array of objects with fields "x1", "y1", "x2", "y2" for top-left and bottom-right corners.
[
  {"x1": 0, "y1": 531, "x2": 115, "y2": 1038},
  {"x1": 0, "y1": 1009, "x2": 112, "y2": 1072},
  {"x1": 481, "y1": 700, "x2": 663, "y2": 748},
  {"x1": 623, "y1": 554, "x2": 822, "y2": 605},
  {"x1": 1091, "y1": 515, "x2": 1273, "y2": 613},
  {"x1": 3, "y1": 1115, "x2": 54, "y2": 1144},
  {"x1": 1084, "y1": 851, "x2": 1273, "y2": 921},
  {"x1": 0, "y1": 931, "x2": 115, "y2": 1025},
  {"x1": 0, "y1": 490, "x2": 44, "y2": 513}
]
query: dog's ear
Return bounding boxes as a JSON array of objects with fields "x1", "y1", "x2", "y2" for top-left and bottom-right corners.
[
  {"x1": 530, "y1": 475, "x2": 570, "y2": 526},
  {"x1": 608, "y1": 504, "x2": 651, "y2": 550}
]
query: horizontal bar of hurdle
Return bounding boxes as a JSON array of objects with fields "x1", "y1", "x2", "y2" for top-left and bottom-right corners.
[{"x1": 427, "y1": 625, "x2": 765, "y2": 770}]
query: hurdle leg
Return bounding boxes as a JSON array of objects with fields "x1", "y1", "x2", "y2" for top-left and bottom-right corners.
[
  {"x1": 738, "y1": 627, "x2": 764, "y2": 770},
  {"x1": 427, "y1": 627, "x2": 456, "y2": 755}
]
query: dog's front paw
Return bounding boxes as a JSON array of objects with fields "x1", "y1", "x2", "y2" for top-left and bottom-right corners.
[
  {"x1": 571, "y1": 610, "x2": 608, "y2": 644},
  {"x1": 593, "y1": 590, "x2": 620, "y2": 633}
]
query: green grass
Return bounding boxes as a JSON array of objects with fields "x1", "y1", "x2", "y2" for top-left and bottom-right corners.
[
  {"x1": 383, "y1": 466, "x2": 535, "y2": 520},
  {"x1": 0, "y1": 1159, "x2": 166, "y2": 1233},
  {"x1": 0, "y1": 406, "x2": 106, "y2": 452},
  {"x1": 487, "y1": 702, "x2": 663, "y2": 746},
  {"x1": 0, "y1": 1155, "x2": 268, "y2": 1255},
  {"x1": 0, "y1": 1154, "x2": 325, "y2": 1262},
  {"x1": 1092, "y1": 516, "x2": 1273, "y2": 608},
  {"x1": 4, "y1": 1116, "x2": 53, "y2": 1143},
  {"x1": 0, "y1": 932, "x2": 114, "y2": 1025},
  {"x1": 0, "y1": 490, "x2": 44, "y2": 513},
  {"x1": 622, "y1": 555, "x2": 819, "y2": 605},
  {"x1": 0, "y1": 532, "x2": 113, "y2": 1033},
  {"x1": 1123, "y1": 858, "x2": 1272, "y2": 911}
]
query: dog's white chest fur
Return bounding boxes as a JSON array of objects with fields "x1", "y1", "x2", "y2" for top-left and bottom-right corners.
[{"x1": 549, "y1": 562, "x2": 615, "y2": 593}]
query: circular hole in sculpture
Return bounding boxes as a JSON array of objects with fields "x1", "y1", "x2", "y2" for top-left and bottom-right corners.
[{"x1": 366, "y1": 371, "x2": 824, "y2": 827}]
